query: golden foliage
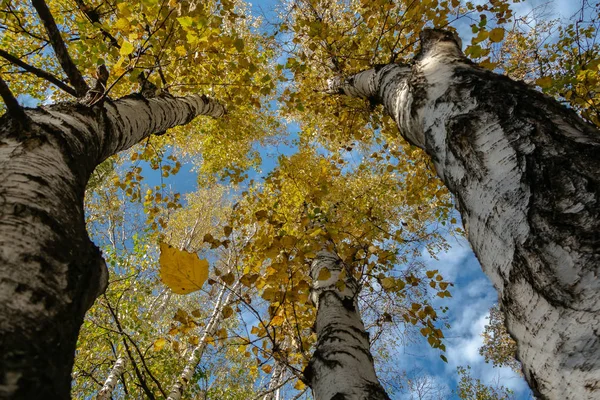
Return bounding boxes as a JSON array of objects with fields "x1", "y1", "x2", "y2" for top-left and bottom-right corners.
[{"x1": 159, "y1": 242, "x2": 209, "y2": 294}]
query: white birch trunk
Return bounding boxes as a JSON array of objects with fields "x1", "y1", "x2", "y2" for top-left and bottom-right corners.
[
  {"x1": 96, "y1": 356, "x2": 126, "y2": 400},
  {"x1": 329, "y1": 29, "x2": 600, "y2": 399},
  {"x1": 262, "y1": 359, "x2": 286, "y2": 400},
  {"x1": 0, "y1": 93, "x2": 224, "y2": 399},
  {"x1": 303, "y1": 251, "x2": 390, "y2": 400},
  {"x1": 166, "y1": 281, "x2": 239, "y2": 400}
]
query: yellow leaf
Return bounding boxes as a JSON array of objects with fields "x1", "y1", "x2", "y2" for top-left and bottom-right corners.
[
  {"x1": 177, "y1": 16, "x2": 194, "y2": 28},
  {"x1": 234, "y1": 38, "x2": 244, "y2": 52},
  {"x1": 240, "y1": 273, "x2": 259, "y2": 287},
  {"x1": 175, "y1": 45, "x2": 187, "y2": 56},
  {"x1": 466, "y1": 44, "x2": 483, "y2": 58},
  {"x1": 153, "y1": 338, "x2": 168, "y2": 351},
  {"x1": 489, "y1": 28, "x2": 505, "y2": 43},
  {"x1": 254, "y1": 210, "x2": 268, "y2": 221},
  {"x1": 281, "y1": 235, "x2": 297, "y2": 247},
  {"x1": 221, "y1": 272, "x2": 235, "y2": 286},
  {"x1": 159, "y1": 242, "x2": 209, "y2": 294},
  {"x1": 116, "y1": 3, "x2": 131, "y2": 17},
  {"x1": 115, "y1": 18, "x2": 130, "y2": 32},
  {"x1": 271, "y1": 315, "x2": 285, "y2": 326},
  {"x1": 222, "y1": 305, "x2": 234, "y2": 319},
  {"x1": 262, "y1": 364, "x2": 273, "y2": 374},
  {"x1": 380, "y1": 277, "x2": 395, "y2": 290},
  {"x1": 536, "y1": 76, "x2": 553, "y2": 89},
  {"x1": 309, "y1": 228, "x2": 323, "y2": 237},
  {"x1": 189, "y1": 335, "x2": 199, "y2": 345},
  {"x1": 294, "y1": 380, "x2": 306, "y2": 390},
  {"x1": 317, "y1": 268, "x2": 331, "y2": 281},
  {"x1": 120, "y1": 41, "x2": 135, "y2": 56}
]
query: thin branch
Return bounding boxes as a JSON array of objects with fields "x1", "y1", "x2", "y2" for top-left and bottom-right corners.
[
  {"x1": 0, "y1": 75, "x2": 28, "y2": 123},
  {"x1": 31, "y1": 0, "x2": 89, "y2": 96},
  {"x1": 72, "y1": 0, "x2": 119, "y2": 48},
  {"x1": 0, "y1": 49, "x2": 77, "y2": 96},
  {"x1": 104, "y1": 296, "x2": 156, "y2": 400}
]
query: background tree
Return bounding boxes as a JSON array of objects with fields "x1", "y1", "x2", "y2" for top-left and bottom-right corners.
[
  {"x1": 479, "y1": 305, "x2": 521, "y2": 375},
  {"x1": 215, "y1": 147, "x2": 456, "y2": 398},
  {"x1": 0, "y1": 0, "x2": 279, "y2": 396},
  {"x1": 326, "y1": 26, "x2": 599, "y2": 400}
]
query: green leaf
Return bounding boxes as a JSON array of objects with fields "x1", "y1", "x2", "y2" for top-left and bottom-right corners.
[
  {"x1": 234, "y1": 38, "x2": 245, "y2": 52},
  {"x1": 536, "y1": 76, "x2": 553, "y2": 89},
  {"x1": 120, "y1": 41, "x2": 135, "y2": 56},
  {"x1": 177, "y1": 16, "x2": 194, "y2": 28}
]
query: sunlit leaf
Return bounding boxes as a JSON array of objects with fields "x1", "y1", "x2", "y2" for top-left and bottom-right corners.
[
  {"x1": 159, "y1": 242, "x2": 209, "y2": 294},
  {"x1": 153, "y1": 338, "x2": 168, "y2": 352}
]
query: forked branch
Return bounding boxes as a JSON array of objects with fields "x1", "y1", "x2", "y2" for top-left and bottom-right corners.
[{"x1": 31, "y1": 0, "x2": 89, "y2": 96}]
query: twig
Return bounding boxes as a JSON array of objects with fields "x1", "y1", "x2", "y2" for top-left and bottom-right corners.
[
  {"x1": 0, "y1": 49, "x2": 77, "y2": 96},
  {"x1": 31, "y1": 0, "x2": 89, "y2": 96},
  {"x1": 0, "y1": 74, "x2": 28, "y2": 124},
  {"x1": 72, "y1": 0, "x2": 119, "y2": 47}
]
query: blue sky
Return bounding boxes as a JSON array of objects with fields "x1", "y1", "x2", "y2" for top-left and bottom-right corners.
[
  {"x1": 101, "y1": 0, "x2": 584, "y2": 398},
  {"x1": 241, "y1": 0, "x2": 582, "y2": 398}
]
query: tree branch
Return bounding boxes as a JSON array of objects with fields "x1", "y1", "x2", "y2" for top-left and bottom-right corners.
[
  {"x1": 0, "y1": 74, "x2": 28, "y2": 123},
  {"x1": 0, "y1": 49, "x2": 77, "y2": 96},
  {"x1": 72, "y1": 0, "x2": 119, "y2": 48},
  {"x1": 104, "y1": 296, "x2": 156, "y2": 400},
  {"x1": 31, "y1": 0, "x2": 89, "y2": 96}
]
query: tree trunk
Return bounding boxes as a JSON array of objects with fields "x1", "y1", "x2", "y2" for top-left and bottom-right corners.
[
  {"x1": 261, "y1": 358, "x2": 286, "y2": 400},
  {"x1": 0, "y1": 94, "x2": 224, "y2": 399},
  {"x1": 166, "y1": 282, "x2": 239, "y2": 400},
  {"x1": 328, "y1": 29, "x2": 600, "y2": 399},
  {"x1": 303, "y1": 251, "x2": 390, "y2": 400},
  {"x1": 96, "y1": 356, "x2": 126, "y2": 400}
]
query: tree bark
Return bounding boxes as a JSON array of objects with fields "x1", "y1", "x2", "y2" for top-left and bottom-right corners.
[
  {"x1": 166, "y1": 282, "x2": 239, "y2": 400},
  {"x1": 303, "y1": 251, "x2": 390, "y2": 400},
  {"x1": 96, "y1": 356, "x2": 126, "y2": 400},
  {"x1": 328, "y1": 29, "x2": 600, "y2": 399},
  {"x1": 261, "y1": 359, "x2": 285, "y2": 400},
  {"x1": 0, "y1": 93, "x2": 224, "y2": 399}
]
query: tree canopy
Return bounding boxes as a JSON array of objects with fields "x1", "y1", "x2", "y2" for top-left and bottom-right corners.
[{"x1": 1, "y1": 0, "x2": 599, "y2": 399}]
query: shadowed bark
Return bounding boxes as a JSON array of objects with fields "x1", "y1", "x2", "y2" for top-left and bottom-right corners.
[
  {"x1": 0, "y1": 93, "x2": 224, "y2": 399},
  {"x1": 328, "y1": 29, "x2": 600, "y2": 399}
]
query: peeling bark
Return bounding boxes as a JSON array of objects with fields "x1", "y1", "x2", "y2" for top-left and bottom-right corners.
[
  {"x1": 329, "y1": 29, "x2": 600, "y2": 399},
  {"x1": 303, "y1": 251, "x2": 390, "y2": 400},
  {"x1": 0, "y1": 93, "x2": 224, "y2": 399}
]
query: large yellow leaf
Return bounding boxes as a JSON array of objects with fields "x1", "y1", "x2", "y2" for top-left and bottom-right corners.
[
  {"x1": 159, "y1": 242, "x2": 209, "y2": 294},
  {"x1": 153, "y1": 338, "x2": 168, "y2": 352},
  {"x1": 488, "y1": 27, "x2": 505, "y2": 43}
]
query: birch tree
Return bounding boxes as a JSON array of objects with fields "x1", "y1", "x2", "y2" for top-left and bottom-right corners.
[
  {"x1": 327, "y1": 28, "x2": 600, "y2": 399},
  {"x1": 304, "y1": 250, "x2": 389, "y2": 399},
  {"x1": 225, "y1": 148, "x2": 455, "y2": 399},
  {"x1": 0, "y1": 0, "x2": 277, "y2": 397},
  {"x1": 96, "y1": 356, "x2": 126, "y2": 400}
]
